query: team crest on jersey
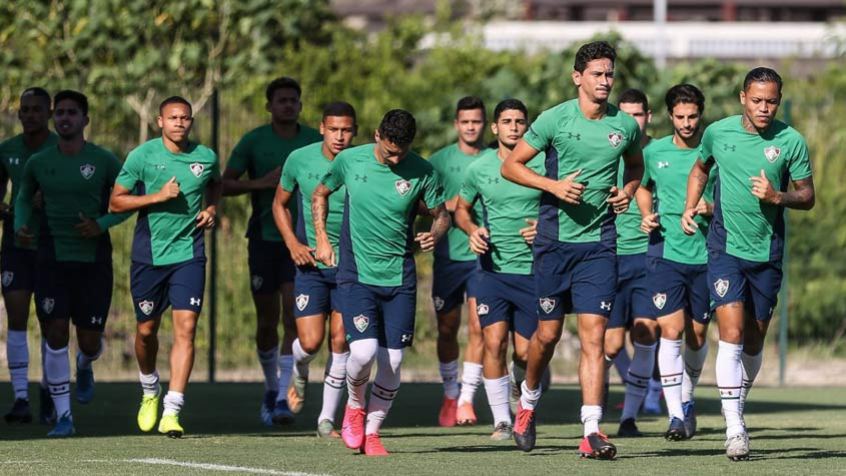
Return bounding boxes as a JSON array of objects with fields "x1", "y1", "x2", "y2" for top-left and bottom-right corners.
[
  {"x1": 608, "y1": 131, "x2": 624, "y2": 148},
  {"x1": 189, "y1": 162, "x2": 205, "y2": 177},
  {"x1": 42, "y1": 298, "x2": 55, "y2": 314},
  {"x1": 763, "y1": 146, "x2": 781, "y2": 163},
  {"x1": 1, "y1": 271, "x2": 12, "y2": 287},
  {"x1": 353, "y1": 314, "x2": 369, "y2": 332},
  {"x1": 539, "y1": 297, "x2": 556, "y2": 314},
  {"x1": 433, "y1": 296, "x2": 445, "y2": 311},
  {"x1": 251, "y1": 275, "x2": 263, "y2": 291},
  {"x1": 80, "y1": 163, "x2": 96, "y2": 179},
  {"x1": 395, "y1": 179, "x2": 412, "y2": 196},
  {"x1": 652, "y1": 293, "x2": 667, "y2": 310},
  {"x1": 714, "y1": 279, "x2": 729, "y2": 298},
  {"x1": 138, "y1": 300, "x2": 155, "y2": 316},
  {"x1": 296, "y1": 294, "x2": 310, "y2": 311},
  {"x1": 476, "y1": 303, "x2": 490, "y2": 316}
]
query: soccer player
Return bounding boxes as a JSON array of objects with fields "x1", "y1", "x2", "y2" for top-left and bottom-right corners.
[
  {"x1": 428, "y1": 96, "x2": 486, "y2": 426},
  {"x1": 222, "y1": 77, "x2": 322, "y2": 425},
  {"x1": 682, "y1": 67, "x2": 814, "y2": 460},
  {"x1": 0, "y1": 87, "x2": 58, "y2": 424},
  {"x1": 14, "y1": 90, "x2": 128, "y2": 437},
  {"x1": 636, "y1": 84, "x2": 715, "y2": 440},
  {"x1": 454, "y1": 99, "x2": 542, "y2": 440},
  {"x1": 313, "y1": 110, "x2": 448, "y2": 456},
  {"x1": 501, "y1": 41, "x2": 643, "y2": 459},
  {"x1": 109, "y1": 96, "x2": 221, "y2": 438},
  {"x1": 272, "y1": 101, "x2": 357, "y2": 437}
]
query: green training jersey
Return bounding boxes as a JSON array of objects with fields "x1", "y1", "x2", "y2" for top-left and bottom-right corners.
[
  {"x1": 699, "y1": 116, "x2": 812, "y2": 262},
  {"x1": 280, "y1": 142, "x2": 345, "y2": 270},
  {"x1": 0, "y1": 132, "x2": 59, "y2": 250},
  {"x1": 322, "y1": 143, "x2": 445, "y2": 287},
  {"x1": 14, "y1": 142, "x2": 129, "y2": 263},
  {"x1": 228, "y1": 124, "x2": 322, "y2": 242},
  {"x1": 429, "y1": 143, "x2": 483, "y2": 262},
  {"x1": 642, "y1": 135, "x2": 716, "y2": 265},
  {"x1": 459, "y1": 150, "x2": 544, "y2": 275},
  {"x1": 523, "y1": 99, "x2": 641, "y2": 244},
  {"x1": 116, "y1": 138, "x2": 220, "y2": 266},
  {"x1": 615, "y1": 137, "x2": 651, "y2": 256}
]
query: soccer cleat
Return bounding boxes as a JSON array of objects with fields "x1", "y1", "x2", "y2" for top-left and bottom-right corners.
[
  {"x1": 271, "y1": 399, "x2": 294, "y2": 425},
  {"x1": 75, "y1": 355, "x2": 95, "y2": 404},
  {"x1": 490, "y1": 421, "x2": 513, "y2": 441},
  {"x1": 578, "y1": 432, "x2": 617, "y2": 460},
  {"x1": 158, "y1": 413, "x2": 184, "y2": 438},
  {"x1": 513, "y1": 402, "x2": 536, "y2": 452},
  {"x1": 317, "y1": 419, "x2": 340, "y2": 438},
  {"x1": 341, "y1": 405, "x2": 366, "y2": 450},
  {"x1": 287, "y1": 375, "x2": 307, "y2": 414},
  {"x1": 617, "y1": 418, "x2": 643, "y2": 437},
  {"x1": 4, "y1": 398, "x2": 32, "y2": 423},
  {"x1": 260, "y1": 390, "x2": 277, "y2": 426},
  {"x1": 47, "y1": 412, "x2": 75, "y2": 438},
  {"x1": 39, "y1": 387, "x2": 56, "y2": 425},
  {"x1": 137, "y1": 384, "x2": 161, "y2": 432},
  {"x1": 682, "y1": 400, "x2": 697, "y2": 438},
  {"x1": 361, "y1": 433, "x2": 389, "y2": 456},
  {"x1": 665, "y1": 417, "x2": 687, "y2": 441},
  {"x1": 438, "y1": 396, "x2": 457, "y2": 427},
  {"x1": 725, "y1": 432, "x2": 750, "y2": 461},
  {"x1": 456, "y1": 401, "x2": 477, "y2": 426}
]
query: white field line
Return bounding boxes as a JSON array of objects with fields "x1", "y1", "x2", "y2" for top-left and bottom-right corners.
[{"x1": 73, "y1": 458, "x2": 330, "y2": 476}]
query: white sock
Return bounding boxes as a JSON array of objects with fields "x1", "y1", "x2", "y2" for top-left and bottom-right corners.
[
  {"x1": 163, "y1": 391, "x2": 185, "y2": 416},
  {"x1": 346, "y1": 339, "x2": 378, "y2": 409},
  {"x1": 7, "y1": 330, "x2": 29, "y2": 400},
  {"x1": 458, "y1": 362, "x2": 482, "y2": 406},
  {"x1": 45, "y1": 345, "x2": 71, "y2": 418},
  {"x1": 483, "y1": 376, "x2": 511, "y2": 426},
  {"x1": 614, "y1": 350, "x2": 632, "y2": 384},
  {"x1": 292, "y1": 339, "x2": 316, "y2": 381},
  {"x1": 658, "y1": 338, "x2": 684, "y2": 420},
  {"x1": 716, "y1": 340, "x2": 744, "y2": 437},
  {"x1": 139, "y1": 371, "x2": 160, "y2": 396},
  {"x1": 40, "y1": 338, "x2": 48, "y2": 389},
  {"x1": 276, "y1": 354, "x2": 293, "y2": 402},
  {"x1": 76, "y1": 340, "x2": 104, "y2": 370},
  {"x1": 581, "y1": 404, "x2": 602, "y2": 436},
  {"x1": 318, "y1": 351, "x2": 348, "y2": 423},
  {"x1": 682, "y1": 341, "x2": 709, "y2": 403},
  {"x1": 519, "y1": 380, "x2": 542, "y2": 411},
  {"x1": 739, "y1": 351, "x2": 763, "y2": 414},
  {"x1": 621, "y1": 341, "x2": 656, "y2": 421},
  {"x1": 439, "y1": 360, "x2": 459, "y2": 399},
  {"x1": 257, "y1": 347, "x2": 279, "y2": 392},
  {"x1": 365, "y1": 347, "x2": 402, "y2": 435}
]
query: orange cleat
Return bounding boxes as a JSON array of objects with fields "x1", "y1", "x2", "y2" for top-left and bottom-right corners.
[
  {"x1": 340, "y1": 405, "x2": 366, "y2": 450},
  {"x1": 438, "y1": 397, "x2": 457, "y2": 427},
  {"x1": 456, "y1": 401, "x2": 477, "y2": 426},
  {"x1": 361, "y1": 433, "x2": 389, "y2": 456},
  {"x1": 578, "y1": 432, "x2": 617, "y2": 460}
]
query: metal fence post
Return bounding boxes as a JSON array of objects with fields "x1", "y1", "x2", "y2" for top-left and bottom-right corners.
[
  {"x1": 778, "y1": 99, "x2": 792, "y2": 386},
  {"x1": 209, "y1": 88, "x2": 220, "y2": 383}
]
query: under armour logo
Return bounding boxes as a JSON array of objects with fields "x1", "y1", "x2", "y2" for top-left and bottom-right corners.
[
  {"x1": 723, "y1": 143, "x2": 736, "y2": 152},
  {"x1": 657, "y1": 161, "x2": 670, "y2": 168},
  {"x1": 190, "y1": 297, "x2": 201, "y2": 306},
  {"x1": 600, "y1": 301, "x2": 612, "y2": 311},
  {"x1": 308, "y1": 172, "x2": 321, "y2": 180},
  {"x1": 565, "y1": 132, "x2": 581, "y2": 140},
  {"x1": 448, "y1": 166, "x2": 461, "y2": 173},
  {"x1": 90, "y1": 316, "x2": 103, "y2": 325},
  {"x1": 354, "y1": 174, "x2": 368, "y2": 182},
  {"x1": 401, "y1": 334, "x2": 413, "y2": 343},
  {"x1": 486, "y1": 177, "x2": 500, "y2": 184}
]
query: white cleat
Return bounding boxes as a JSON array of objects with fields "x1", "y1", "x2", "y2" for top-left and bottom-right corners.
[{"x1": 725, "y1": 431, "x2": 750, "y2": 461}]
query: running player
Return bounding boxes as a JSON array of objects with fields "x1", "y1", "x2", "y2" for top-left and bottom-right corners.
[
  {"x1": 454, "y1": 99, "x2": 542, "y2": 440},
  {"x1": 222, "y1": 77, "x2": 322, "y2": 425},
  {"x1": 501, "y1": 41, "x2": 643, "y2": 459},
  {"x1": 272, "y1": 101, "x2": 357, "y2": 437},
  {"x1": 109, "y1": 96, "x2": 221, "y2": 438},
  {"x1": 15, "y1": 90, "x2": 128, "y2": 437},
  {"x1": 0, "y1": 87, "x2": 58, "y2": 424},
  {"x1": 636, "y1": 84, "x2": 714, "y2": 440},
  {"x1": 428, "y1": 96, "x2": 486, "y2": 427},
  {"x1": 683, "y1": 67, "x2": 814, "y2": 460},
  {"x1": 313, "y1": 110, "x2": 448, "y2": 456}
]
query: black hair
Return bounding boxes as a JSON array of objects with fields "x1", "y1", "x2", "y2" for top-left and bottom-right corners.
[
  {"x1": 456, "y1": 96, "x2": 486, "y2": 119},
  {"x1": 266, "y1": 77, "x2": 302, "y2": 102},
  {"x1": 159, "y1": 96, "x2": 193, "y2": 116},
  {"x1": 743, "y1": 67, "x2": 783, "y2": 95},
  {"x1": 665, "y1": 84, "x2": 705, "y2": 114},
  {"x1": 322, "y1": 101, "x2": 357, "y2": 122},
  {"x1": 493, "y1": 99, "x2": 528, "y2": 122},
  {"x1": 20, "y1": 87, "x2": 51, "y2": 106},
  {"x1": 53, "y1": 90, "x2": 88, "y2": 115},
  {"x1": 617, "y1": 89, "x2": 649, "y2": 111},
  {"x1": 378, "y1": 109, "x2": 416, "y2": 146},
  {"x1": 574, "y1": 41, "x2": 617, "y2": 73}
]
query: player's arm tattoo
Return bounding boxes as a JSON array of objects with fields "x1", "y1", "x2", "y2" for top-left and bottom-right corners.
[
  {"x1": 775, "y1": 176, "x2": 815, "y2": 210},
  {"x1": 311, "y1": 184, "x2": 332, "y2": 242},
  {"x1": 684, "y1": 158, "x2": 713, "y2": 210},
  {"x1": 427, "y1": 204, "x2": 451, "y2": 243}
]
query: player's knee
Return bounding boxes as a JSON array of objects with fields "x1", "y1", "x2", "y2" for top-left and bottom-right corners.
[
  {"x1": 299, "y1": 337, "x2": 322, "y2": 355},
  {"x1": 330, "y1": 334, "x2": 348, "y2": 353},
  {"x1": 382, "y1": 348, "x2": 403, "y2": 374},
  {"x1": 535, "y1": 325, "x2": 562, "y2": 347},
  {"x1": 349, "y1": 340, "x2": 378, "y2": 367}
]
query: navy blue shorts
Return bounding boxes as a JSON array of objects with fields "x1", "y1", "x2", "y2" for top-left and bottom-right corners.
[
  {"x1": 248, "y1": 239, "x2": 295, "y2": 294},
  {"x1": 474, "y1": 271, "x2": 538, "y2": 339},
  {"x1": 534, "y1": 240, "x2": 617, "y2": 319},
  {"x1": 1, "y1": 247, "x2": 37, "y2": 294},
  {"x1": 646, "y1": 256, "x2": 711, "y2": 324},
  {"x1": 35, "y1": 260, "x2": 112, "y2": 331},
  {"x1": 340, "y1": 281, "x2": 416, "y2": 349},
  {"x1": 707, "y1": 250, "x2": 782, "y2": 321},
  {"x1": 131, "y1": 258, "x2": 206, "y2": 321},
  {"x1": 431, "y1": 258, "x2": 479, "y2": 315},
  {"x1": 294, "y1": 266, "x2": 341, "y2": 318},
  {"x1": 608, "y1": 253, "x2": 651, "y2": 329}
]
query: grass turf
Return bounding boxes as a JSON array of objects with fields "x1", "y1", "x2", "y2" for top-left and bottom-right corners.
[{"x1": 0, "y1": 382, "x2": 843, "y2": 475}]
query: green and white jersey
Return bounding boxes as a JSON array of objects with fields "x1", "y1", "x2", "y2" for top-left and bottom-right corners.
[
  {"x1": 699, "y1": 115, "x2": 812, "y2": 262},
  {"x1": 228, "y1": 124, "x2": 322, "y2": 242},
  {"x1": 14, "y1": 142, "x2": 129, "y2": 262},
  {"x1": 321, "y1": 143, "x2": 445, "y2": 287},
  {"x1": 642, "y1": 135, "x2": 716, "y2": 265},
  {"x1": 280, "y1": 142, "x2": 344, "y2": 269},
  {"x1": 0, "y1": 132, "x2": 59, "y2": 250},
  {"x1": 116, "y1": 138, "x2": 220, "y2": 266},
  {"x1": 429, "y1": 143, "x2": 483, "y2": 262},
  {"x1": 522, "y1": 99, "x2": 641, "y2": 245},
  {"x1": 459, "y1": 150, "x2": 544, "y2": 275}
]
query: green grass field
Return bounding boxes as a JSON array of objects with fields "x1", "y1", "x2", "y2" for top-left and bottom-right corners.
[{"x1": 0, "y1": 382, "x2": 843, "y2": 475}]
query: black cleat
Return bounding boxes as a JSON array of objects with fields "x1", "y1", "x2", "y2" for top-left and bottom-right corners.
[
  {"x1": 513, "y1": 403, "x2": 536, "y2": 452},
  {"x1": 578, "y1": 432, "x2": 617, "y2": 460},
  {"x1": 617, "y1": 418, "x2": 643, "y2": 437},
  {"x1": 39, "y1": 387, "x2": 56, "y2": 425},
  {"x1": 4, "y1": 398, "x2": 32, "y2": 423},
  {"x1": 665, "y1": 417, "x2": 687, "y2": 441}
]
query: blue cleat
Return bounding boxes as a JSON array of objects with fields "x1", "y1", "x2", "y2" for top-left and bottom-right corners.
[
  {"x1": 76, "y1": 354, "x2": 95, "y2": 404},
  {"x1": 271, "y1": 399, "x2": 294, "y2": 425},
  {"x1": 260, "y1": 390, "x2": 278, "y2": 426},
  {"x1": 47, "y1": 412, "x2": 75, "y2": 437},
  {"x1": 682, "y1": 400, "x2": 697, "y2": 438},
  {"x1": 665, "y1": 417, "x2": 687, "y2": 441}
]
